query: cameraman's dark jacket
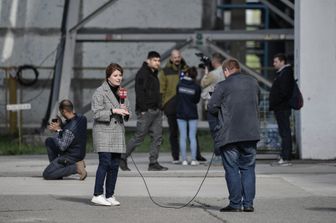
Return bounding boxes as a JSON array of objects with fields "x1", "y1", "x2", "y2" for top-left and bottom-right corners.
[
  {"x1": 207, "y1": 73, "x2": 260, "y2": 149},
  {"x1": 269, "y1": 65, "x2": 294, "y2": 111},
  {"x1": 55, "y1": 114, "x2": 87, "y2": 161},
  {"x1": 135, "y1": 62, "x2": 161, "y2": 112},
  {"x1": 159, "y1": 59, "x2": 189, "y2": 115}
]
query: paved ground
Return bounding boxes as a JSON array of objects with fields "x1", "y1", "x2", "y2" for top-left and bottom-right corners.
[{"x1": 0, "y1": 153, "x2": 335, "y2": 223}]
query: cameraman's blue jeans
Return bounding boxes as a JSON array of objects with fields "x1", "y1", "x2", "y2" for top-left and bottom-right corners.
[
  {"x1": 43, "y1": 137, "x2": 77, "y2": 180},
  {"x1": 94, "y1": 152, "x2": 120, "y2": 198},
  {"x1": 220, "y1": 141, "x2": 256, "y2": 209}
]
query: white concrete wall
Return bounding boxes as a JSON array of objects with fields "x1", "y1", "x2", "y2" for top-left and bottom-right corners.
[{"x1": 295, "y1": 0, "x2": 336, "y2": 159}]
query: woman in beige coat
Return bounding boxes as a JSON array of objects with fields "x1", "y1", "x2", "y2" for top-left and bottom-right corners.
[{"x1": 91, "y1": 63, "x2": 130, "y2": 206}]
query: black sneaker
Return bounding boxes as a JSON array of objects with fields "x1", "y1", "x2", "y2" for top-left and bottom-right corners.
[
  {"x1": 243, "y1": 207, "x2": 254, "y2": 212},
  {"x1": 220, "y1": 205, "x2": 242, "y2": 212},
  {"x1": 148, "y1": 162, "x2": 168, "y2": 171},
  {"x1": 119, "y1": 158, "x2": 131, "y2": 171},
  {"x1": 196, "y1": 155, "x2": 207, "y2": 162}
]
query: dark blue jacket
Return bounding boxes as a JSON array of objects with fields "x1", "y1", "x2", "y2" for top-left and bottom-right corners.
[
  {"x1": 61, "y1": 114, "x2": 87, "y2": 161},
  {"x1": 176, "y1": 77, "x2": 201, "y2": 120}
]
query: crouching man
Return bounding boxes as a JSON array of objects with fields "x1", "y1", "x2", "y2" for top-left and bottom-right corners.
[{"x1": 43, "y1": 99, "x2": 88, "y2": 180}]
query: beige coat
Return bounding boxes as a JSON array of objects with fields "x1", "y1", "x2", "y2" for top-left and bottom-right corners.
[{"x1": 92, "y1": 81, "x2": 130, "y2": 153}]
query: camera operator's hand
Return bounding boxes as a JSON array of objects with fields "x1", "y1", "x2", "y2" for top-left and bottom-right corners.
[
  {"x1": 112, "y1": 108, "x2": 130, "y2": 116},
  {"x1": 204, "y1": 66, "x2": 209, "y2": 75},
  {"x1": 48, "y1": 120, "x2": 61, "y2": 132}
]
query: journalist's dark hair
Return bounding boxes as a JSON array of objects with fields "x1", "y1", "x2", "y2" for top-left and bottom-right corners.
[
  {"x1": 106, "y1": 63, "x2": 123, "y2": 80},
  {"x1": 147, "y1": 51, "x2": 161, "y2": 59},
  {"x1": 274, "y1": 53, "x2": 287, "y2": 64},
  {"x1": 59, "y1": 99, "x2": 74, "y2": 112},
  {"x1": 186, "y1": 66, "x2": 198, "y2": 80},
  {"x1": 212, "y1": 52, "x2": 224, "y2": 64}
]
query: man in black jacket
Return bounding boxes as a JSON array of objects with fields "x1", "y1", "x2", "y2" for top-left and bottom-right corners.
[
  {"x1": 269, "y1": 53, "x2": 294, "y2": 166},
  {"x1": 120, "y1": 51, "x2": 168, "y2": 171},
  {"x1": 208, "y1": 58, "x2": 260, "y2": 212},
  {"x1": 43, "y1": 100, "x2": 87, "y2": 180}
]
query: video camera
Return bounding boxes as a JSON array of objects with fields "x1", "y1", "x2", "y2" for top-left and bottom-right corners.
[{"x1": 195, "y1": 53, "x2": 212, "y2": 70}]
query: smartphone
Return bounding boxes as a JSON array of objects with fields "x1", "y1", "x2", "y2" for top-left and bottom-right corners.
[{"x1": 52, "y1": 118, "x2": 58, "y2": 123}]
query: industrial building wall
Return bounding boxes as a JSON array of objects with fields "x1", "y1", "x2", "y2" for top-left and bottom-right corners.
[
  {"x1": 295, "y1": 0, "x2": 336, "y2": 159},
  {"x1": 2, "y1": 0, "x2": 335, "y2": 159},
  {"x1": 0, "y1": 0, "x2": 203, "y2": 129},
  {"x1": 0, "y1": 0, "x2": 64, "y2": 128}
]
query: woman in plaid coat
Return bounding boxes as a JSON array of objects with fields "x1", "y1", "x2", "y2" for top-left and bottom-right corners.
[{"x1": 91, "y1": 63, "x2": 130, "y2": 206}]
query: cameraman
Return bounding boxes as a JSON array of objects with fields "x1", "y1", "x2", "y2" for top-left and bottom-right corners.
[
  {"x1": 43, "y1": 100, "x2": 87, "y2": 180},
  {"x1": 200, "y1": 52, "x2": 225, "y2": 109},
  {"x1": 200, "y1": 53, "x2": 225, "y2": 164}
]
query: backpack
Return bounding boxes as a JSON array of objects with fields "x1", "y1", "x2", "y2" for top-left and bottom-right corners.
[{"x1": 289, "y1": 79, "x2": 303, "y2": 110}]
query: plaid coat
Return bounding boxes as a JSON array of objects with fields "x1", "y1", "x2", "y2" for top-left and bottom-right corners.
[{"x1": 91, "y1": 81, "x2": 130, "y2": 153}]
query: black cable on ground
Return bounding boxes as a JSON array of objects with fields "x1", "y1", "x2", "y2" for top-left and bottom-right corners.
[{"x1": 129, "y1": 152, "x2": 215, "y2": 209}]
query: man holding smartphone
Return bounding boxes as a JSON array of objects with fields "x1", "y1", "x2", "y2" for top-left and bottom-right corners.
[{"x1": 43, "y1": 99, "x2": 88, "y2": 180}]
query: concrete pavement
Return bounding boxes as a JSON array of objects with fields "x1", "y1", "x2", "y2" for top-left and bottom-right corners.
[{"x1": 0, "y1": 153, "x2": 335, "y2": 223}]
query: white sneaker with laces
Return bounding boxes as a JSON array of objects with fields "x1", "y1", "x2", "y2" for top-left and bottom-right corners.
[
  {"x1": 106, "y1": 196, "x2": 120, "y2": 206},
  {"x1": 182, "y1": 160, "x2": 188, "y2": 166},
  {"x1": 190, "y1": 160, "x2": 199, "y2": 166},
  {"x1": 91, "y1": 195, "x2": 111, "y2": 206}
]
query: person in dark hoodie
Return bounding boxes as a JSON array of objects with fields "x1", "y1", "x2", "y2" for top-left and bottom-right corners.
[
  {"x1": 120, "y1": 51, "x2": 168, "y2": 171},
  {"x1": 176, "y1": 67, "x2": 201, "y2": 166},
  {"x1": 269, "y1": 53, "x2": 295, "y2": 166},
  {"x1": 159, "y1": 49, "x2": 207, "y2": 164}
]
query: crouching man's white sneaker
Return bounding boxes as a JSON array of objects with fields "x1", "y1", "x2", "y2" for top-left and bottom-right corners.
[
  {"x1": 91, "y1": 195, "x2": 111, "y2": 206},
  {"x1": 106, "y1": 196, "x2": 120, "y2": 206}
]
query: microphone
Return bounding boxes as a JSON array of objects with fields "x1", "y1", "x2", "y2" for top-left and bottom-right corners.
[
  {"x1": 119, "y1": 87, "x2": 127, "y2": 105},
  {"x1": 118, "y1": 87, "x2": 129, "y2": 122}
]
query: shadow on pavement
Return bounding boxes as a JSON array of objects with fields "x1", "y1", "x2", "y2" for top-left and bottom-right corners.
[{"x1": 306, "y1": 207, "x2": 336, "y2": 212}]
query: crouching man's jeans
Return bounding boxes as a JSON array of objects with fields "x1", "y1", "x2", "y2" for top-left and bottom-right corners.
[
  {"x1": 220, "y1": 141, "x2": 257, "y2": 209},
  {"x1": 43, "y1": 138, "x2": 77, "y2": 180}
]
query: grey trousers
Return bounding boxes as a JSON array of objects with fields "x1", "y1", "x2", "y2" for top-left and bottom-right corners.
[{"x1": 124, "y1": 109, "x2": 162, "y2": 164}]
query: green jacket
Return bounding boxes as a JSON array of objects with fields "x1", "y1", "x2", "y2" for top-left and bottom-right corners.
[{"x1": 159, "y1": 59, "x2": 189, "y2": 106}]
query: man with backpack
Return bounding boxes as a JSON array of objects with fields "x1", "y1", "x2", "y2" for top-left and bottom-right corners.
[{"x1": 269, "y1": 53, "x2": 295, "y2": 166}]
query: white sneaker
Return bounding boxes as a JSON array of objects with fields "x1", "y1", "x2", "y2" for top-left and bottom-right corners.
[
  {"x1": 279, "y1": 160, "x2": 292, "y2": 166},
  {"x1": 190, "y1": 160, "x2": 199, "y2": 166},
  {"x1": 182, "y1": 160, "x2": 188, "y2": 166},
  {"x1": 278, "y1": 158, "x2": 292, "y2": 166},
  {"x1": 172, "y1": 160, "x2": 180, "y2": 164},
  {"x1": 278, "y1": 158, "x2": 284, "y2": 164},
  {"x1": 106, "y1": 196, "x2": 120, "y2": 206},
  {"x1": 91, "y1": 195, "x2": 111, "y2": 206}
]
